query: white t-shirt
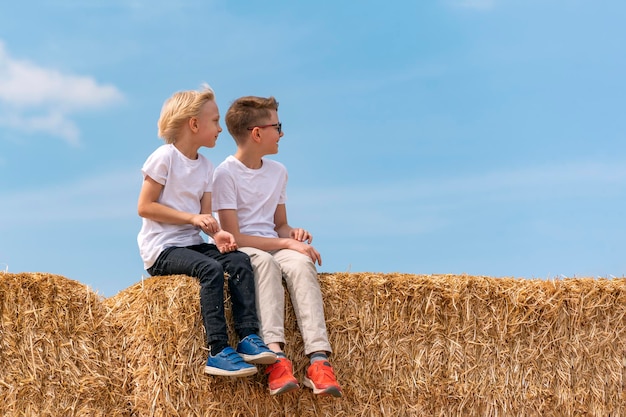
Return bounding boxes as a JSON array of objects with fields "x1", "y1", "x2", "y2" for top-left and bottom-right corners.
[
  {"x1": 212, "y1": 155, "x2": 287, "y2": 238},
  {"x1": 137, "y1": 144, "x2": 214, "y2": 270}
]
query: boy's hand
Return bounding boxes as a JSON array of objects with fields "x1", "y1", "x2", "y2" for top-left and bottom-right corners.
[
  {"x1": 213, "y1": 230, "x2": 239, "y2": 253},
  {"x1": 192, "y1": 214, "x2": 220, "y2": 235},
  {"x1": 289, "y1": 228, "x2": 313, "y2": 244},
  {"x1": 288, "y1": 240, "x2": 322, "y2": 266}
]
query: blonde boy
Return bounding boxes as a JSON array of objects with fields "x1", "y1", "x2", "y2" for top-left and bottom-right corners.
[{"x1": 137, "y1": 88, "x2": 275, "y2": 377}]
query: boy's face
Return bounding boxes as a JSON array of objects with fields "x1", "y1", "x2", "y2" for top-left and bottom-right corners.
[
  {"x1": 195, "y1": 100, "x2": 222, "y2": 148},
  {"x1": 256, "y1": 109, "x2": 283, "y2": 155}
]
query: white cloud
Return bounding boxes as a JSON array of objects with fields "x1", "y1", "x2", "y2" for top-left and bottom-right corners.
[
  {"x1": 0, "y1": 40, "x2": 124, "y2": 145},
  {"x1": 0, "y1": 110, "x2": 81, "y2": 145}
]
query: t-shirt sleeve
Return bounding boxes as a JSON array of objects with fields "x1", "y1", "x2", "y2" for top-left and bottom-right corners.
[{"x1": 141, "y1": 147, "x2": 169, "y2": 185}]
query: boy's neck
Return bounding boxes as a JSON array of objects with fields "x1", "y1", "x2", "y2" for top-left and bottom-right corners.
[
  {"x1": 173, "y1": 139, "x2": 199, "y2": 160},
  {"x1": 234, "y1": 149, "x2": 263, "y2": 169}
]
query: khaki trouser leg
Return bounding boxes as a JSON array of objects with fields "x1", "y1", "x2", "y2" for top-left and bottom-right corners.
[
  {"x1": 272, "y1": 249, "x2": 332, "y2": 355},
  {"x1": 239, "y1": 247, "x2": 332, "y2": 356}
]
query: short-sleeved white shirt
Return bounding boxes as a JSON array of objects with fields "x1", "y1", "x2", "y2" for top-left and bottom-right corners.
[
  {"x1": 137, "y1": 144, "x2": 214, "y2": 269},
  {"x1": 212, "y1": 155, "x2": 287, "y2": 238}
]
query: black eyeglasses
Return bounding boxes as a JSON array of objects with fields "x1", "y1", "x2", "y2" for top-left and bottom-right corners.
[{"x1": 247, "y1": 122, "x2": 282, "y2": 134}]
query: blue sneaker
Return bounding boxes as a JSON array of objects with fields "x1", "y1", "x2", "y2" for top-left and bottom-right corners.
[
  {"x1": 236, "y1": 334, "x2": 277, "y2": 364},
  {"x1": 204, "y1": 347, "x2": 257, "y2": 377}
]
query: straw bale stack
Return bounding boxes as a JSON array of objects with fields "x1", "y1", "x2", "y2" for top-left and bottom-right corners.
[
  {"x1": 0, "y1": 272, "x2": 129, "y2": 417},
  {"x1": 105, "y1": 274, "x2": 344, "y2": 417},
  {"x1": 320, "y1": 273, "x2": 626, "y2": 416},
  {"x1": 106, "y1": 272, "x2": 626, "y2": 417},
  {"x1": 3, "y1": 271, "x2": 625, "y2": 416}
]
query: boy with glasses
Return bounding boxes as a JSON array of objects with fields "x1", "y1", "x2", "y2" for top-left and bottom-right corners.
[
  {"x1": 137, "y1": 87, "x2": 276, "y2": 378},
  {"x1": 212, "y1": 96, "x2": 342, "y2": 397}
]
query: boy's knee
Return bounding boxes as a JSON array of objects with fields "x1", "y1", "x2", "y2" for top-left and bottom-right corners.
[
  {"x1": 239, "y1": 248, "x2": 282, "y2": 278},
  {"x1": 281, "y1": 252, "x2": 317, "y2": 276},
  {"x1": 195, "y1": 258, "x2": 224, "y2": 280},
  {"x1": 229, "y1": 250, "x2": 251, "y2": 265},
  {"x1": 290, "y1": 251, "x2": 315, "y2": 267},
  {"x1": 249, "y1": 250, "x2": 279, "y2": 268}
]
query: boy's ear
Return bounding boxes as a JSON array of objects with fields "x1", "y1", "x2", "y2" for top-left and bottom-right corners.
[
  {"x1": 189, "y1": 117, "x2": 199, "y2": 132},
  {"x1": 250, "y1": 127, "x2": 262, "y2": 143}
]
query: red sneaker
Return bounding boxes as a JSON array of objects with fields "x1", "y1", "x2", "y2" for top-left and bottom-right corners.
[
  {"x1": 265, "y1": 357, "x2": 300, "y2": 395},
  {"x1": 303, "y1": 361, "x2": 342, "y2": 397}
]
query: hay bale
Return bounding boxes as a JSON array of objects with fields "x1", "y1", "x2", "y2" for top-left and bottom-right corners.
[
  {"x1": 108, "y1": 273, "x2": 626, "y2": 417},
  {"x1": 320, "y1": 273, "x2": 626, "y2": 416},
  {"x1": 0, "y1": 272, "x2": 130, "y2": 417},
  {"x1": 105, "y1": 274, "x2": 346, "y2": 417},
  {"x1": 5, "y1": 271, "x2": 624, "y2": 416}
]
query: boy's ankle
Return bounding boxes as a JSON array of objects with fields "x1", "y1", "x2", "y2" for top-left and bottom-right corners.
[
  {"x1": 309, "y1": 351, "x2": 329, "y2": 364},
  {"x1": 238, "y1": 328, "x2": 257, "y2": 340},
  {"x1": 210, "y1": 341, "x2": 229, "y2": 356}
]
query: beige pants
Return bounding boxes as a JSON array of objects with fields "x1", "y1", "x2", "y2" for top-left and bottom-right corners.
[{"x1": 238, "y1": 247, "x2": 332, "y2": 355}]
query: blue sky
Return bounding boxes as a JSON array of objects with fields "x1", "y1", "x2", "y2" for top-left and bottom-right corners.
[{"x1": 1, "y1": 0, "x2": 624, "y2": 297}]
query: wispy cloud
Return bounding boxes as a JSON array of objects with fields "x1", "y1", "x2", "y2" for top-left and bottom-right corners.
[{"x1": 0, "y1": 40, "x2": 124, "y2": 145}]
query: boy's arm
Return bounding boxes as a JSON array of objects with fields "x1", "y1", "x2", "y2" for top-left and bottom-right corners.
[
  {"x1": 201, "y1": 192, "x2": 237, "y2": 253},
  {"x1": 274, "y1": 204, "x2": 313, "y2": 243},
  {"x1": 138, "y1": 175, "x2": 199, "y2": 225},
  {"x1": 218, "y1": 205, "x2": 322, "y2": 265},
  {"x1": 273, "y1": 204, "x2": 292, "y2": 238},
  {"x1": 217, "y1": 208, "x2": 288, "y2": 251},
  {"x1": 137, "y1": 176, "x2": 234, "y2": 253}
]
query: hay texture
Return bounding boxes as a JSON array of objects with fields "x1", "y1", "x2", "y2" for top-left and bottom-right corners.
[
  {"x1": 106, "y1": 273, "x2": 626, "y2": 417},
  {"x1": 3, "y1": 272, "x2": 625, "y2": 416},
  {"x1": 105, "y1": 274, "x2": 335, "y2": 417},
  {"x1": 322, "y1": 273, "x2": 626, "y2": 416},
  {"x1": 0, "y1": 272, "x2": 129, "y2": 417}
]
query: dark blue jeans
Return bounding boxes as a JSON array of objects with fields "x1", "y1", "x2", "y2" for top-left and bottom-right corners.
[{"x1": 147, "y1": 243, "x2": 259, "y2": 348}]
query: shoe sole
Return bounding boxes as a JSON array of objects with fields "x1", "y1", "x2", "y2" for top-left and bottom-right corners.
[
  {"x1": 204, "y1": 365, "x2": 257, "y2": 377},
  {"x1": 269, "y1": 381, "x2": 300, "y2": 396},
  {"x1": 303, "y1": 377, "x2": 342, "y2": 397},
  {"x1": 239, "y1": 351, "x2": 278, "y2": 365}
]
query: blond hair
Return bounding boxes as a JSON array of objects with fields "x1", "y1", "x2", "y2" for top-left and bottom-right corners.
[
  {"x1": 225, "y1": 96, "x2": 279, "y2": 142},
  {"x1": 157, "y1": 86, "x2": 215, "y2": 144}
]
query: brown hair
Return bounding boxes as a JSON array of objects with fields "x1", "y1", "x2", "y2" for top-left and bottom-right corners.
[{"x1": 225, "y1": 96, "x2": 279, "y2": 142}]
